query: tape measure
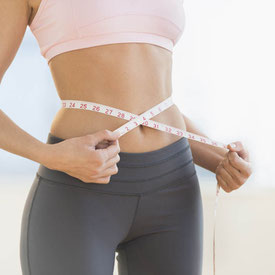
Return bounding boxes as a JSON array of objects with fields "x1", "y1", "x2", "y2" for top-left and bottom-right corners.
[
  {"x1": 61, "y1": 95, "x2": 225, "y2": 274},
  {"x1": 61, "y1": 95, "x2": 227, "y2": 149}
]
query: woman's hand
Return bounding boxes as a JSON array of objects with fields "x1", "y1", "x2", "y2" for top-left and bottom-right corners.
[
  {"x1": 215, "y1": 141, "x2": 253, "y2": 193},
  {"x1": 43, "y1": 129, "x2": 121, "y2": 184}
]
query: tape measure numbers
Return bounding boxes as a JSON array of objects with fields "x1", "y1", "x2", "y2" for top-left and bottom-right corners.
[
  {"x1": 61, "y1": 95, "x2": 225, "y2": 275},
  {"x1": 61, "y1": 95, "x2": 227, "y2": 149}
]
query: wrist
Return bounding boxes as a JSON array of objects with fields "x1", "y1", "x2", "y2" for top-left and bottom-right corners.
[
  {"x1": 35, "y1": 142, "x2": 57, "y2": 169},
  {"x1": 210, "y1": 153, "x2": 224, "y2": 174},
  {"x1": 191, "y1": 142, "x2": 228, "y2": 174}
]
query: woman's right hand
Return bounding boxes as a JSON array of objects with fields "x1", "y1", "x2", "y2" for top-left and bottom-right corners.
[{"x1": 43, "y1": 129, "x2": 121, "y2": 184}]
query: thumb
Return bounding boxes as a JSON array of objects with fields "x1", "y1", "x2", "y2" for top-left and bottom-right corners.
[
  {"x1": 227, "y1": 141, "x2": 249, "y2": 162},
  {"x1": 227, "y1": 142, "x2": 238, "y2": 151},
  {"x1": 92, "y1": 129, "x2": 121, "y2": 144}
]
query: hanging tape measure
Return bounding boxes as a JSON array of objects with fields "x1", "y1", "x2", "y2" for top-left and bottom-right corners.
[{"x1": 61, "y1": 95, "x2": 226, "y2": 275}]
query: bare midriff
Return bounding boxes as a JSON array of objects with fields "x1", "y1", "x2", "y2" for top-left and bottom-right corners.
[{"x1": 48, "y1": 43, "x2": 187, "y2": 153}]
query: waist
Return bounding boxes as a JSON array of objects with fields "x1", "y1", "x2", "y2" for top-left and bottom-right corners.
[{"x1": 49, "y1": 98, "x2": 187, "y2": 153}]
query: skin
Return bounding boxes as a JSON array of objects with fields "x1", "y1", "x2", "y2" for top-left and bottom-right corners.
[
  {"x1": 0, "y1": 0, "x2": 252, "y2": 189},
  {"x1": 218, "y1": 142, "x2": 252, "y2": 193}
]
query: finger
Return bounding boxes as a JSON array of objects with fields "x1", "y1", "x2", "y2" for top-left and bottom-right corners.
[
  {"x1": 103, "y1": 154, "x2": 120, "y2": 170},
  {"x1": 88, "y1": 176, "x2": 111, "y2": 184},
  {"x1": 220, "y1": 165, "x2": 240, "y2": 189},
  {"x1": 227, "y1": 141, "x2": 250, "y2": 162},
  {"x1": 99, "y1": 138, "x2": 120, "y2": 152},
  {"x1": 216, "y1": 174, "x2": 231, "y2": 193},
  {"x1": 97, "y1": 143, "x2": 120, "y2": 162},
  {"x1": 66, "y1": 171, "x2": 109, "y2": 184},
  {"x1": 223, "y1": 158, "x2": 245, "y2": 186},
  {"x1": 98, "y1": 165, "x2": 119, "y2": 177},
  {"x1": 95, "y1": 140, "x2": 110, "y2": 149},
  {"x1": 228, "y1": 151, "x2": 252, "y2": 177},
  {"x1": 110, "y1": 139, "x2": 120, "y2": 149},
  {"x1": 98, "y1": 139, "x2": 120, "y2": 149},
  {"x1": 90, "y1": 129, "x2": 121, "y2": 145}
]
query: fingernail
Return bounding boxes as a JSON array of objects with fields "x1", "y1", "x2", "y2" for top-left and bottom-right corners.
[{"x1": 230, "y1": 143, "x2": 236, "y2": 148}]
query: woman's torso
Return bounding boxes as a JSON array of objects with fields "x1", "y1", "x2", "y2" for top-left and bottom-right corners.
[{"x1": 28, "y1": 0, "x2": 187, "y2": 153}]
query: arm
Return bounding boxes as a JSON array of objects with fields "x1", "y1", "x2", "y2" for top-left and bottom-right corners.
[
  {"x1": 0, "y1": 0, "x2": 51, "y2": 165},
  {"x1": 0, "y1": 1, "x2": 122, "y2": 185},
  {"x1": 182, "y1": 113, "x2": 228, "y2": 173}
]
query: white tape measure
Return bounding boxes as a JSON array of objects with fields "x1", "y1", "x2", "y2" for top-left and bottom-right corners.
[
  {"x1": 61, "y1": 95, "x2": 225, "y2": 275},
  {"x1": 61, "y1": 95, "x2": 227, "y2": 149}
]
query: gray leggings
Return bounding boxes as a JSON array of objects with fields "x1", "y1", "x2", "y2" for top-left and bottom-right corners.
[{"x1": 20, "y1": 133, "x2": 203, "y2": 275}]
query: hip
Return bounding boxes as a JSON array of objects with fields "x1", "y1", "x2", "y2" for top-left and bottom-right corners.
[{"x1": 37, "y1": 132, "x2": 198, "y2": 195}]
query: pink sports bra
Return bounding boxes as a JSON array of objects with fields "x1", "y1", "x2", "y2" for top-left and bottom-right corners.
[{"x1": 29, "y1": 0, "x2": 186, "y2": 64}]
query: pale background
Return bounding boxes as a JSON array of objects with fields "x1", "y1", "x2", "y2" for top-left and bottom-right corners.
[{"x1": 0, "y1": 0, "x2": 274, "y2": 274}]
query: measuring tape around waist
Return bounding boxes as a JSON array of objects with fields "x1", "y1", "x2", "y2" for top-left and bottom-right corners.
[
  {"x1": 61, "y1": 95, "x2": 225, "y2": 275},
  {"x1": 61, "y1": 95, "x2": 227, "y2": 149}
]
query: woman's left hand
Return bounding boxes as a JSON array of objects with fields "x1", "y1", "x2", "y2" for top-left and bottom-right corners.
[{"x1": 215, "y1": 141, "x2": 253, "y2": 193}]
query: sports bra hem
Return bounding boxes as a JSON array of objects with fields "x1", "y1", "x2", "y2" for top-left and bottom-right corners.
[{"x1": 43, "y1": 32, "x2": 174, "y2": 64}]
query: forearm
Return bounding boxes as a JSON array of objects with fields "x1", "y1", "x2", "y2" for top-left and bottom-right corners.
[
  {"x1": 182, "y1": 113, "x2": 228, "y2": 173},
  {"x1": 0, "y1": 109, "x2": 51, "y2": 165}
]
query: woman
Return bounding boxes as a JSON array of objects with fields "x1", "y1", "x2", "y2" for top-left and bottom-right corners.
[{"x1": 0, "y1": 0, "x2": 252, "y2": 274}]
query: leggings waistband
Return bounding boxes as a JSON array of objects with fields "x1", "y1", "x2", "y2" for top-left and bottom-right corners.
[{"x1": 37, "y1": 133, "x2": 197, "y2": 194}]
